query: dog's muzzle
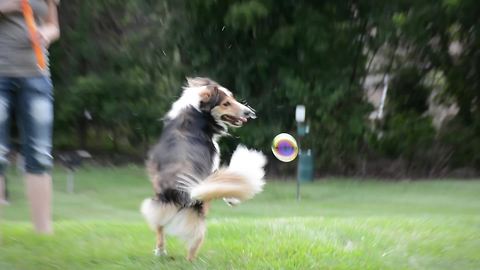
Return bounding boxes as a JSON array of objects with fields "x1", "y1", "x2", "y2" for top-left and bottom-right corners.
[{"x1": 243, "y1": 107, "x2": 256, "y2": 119}]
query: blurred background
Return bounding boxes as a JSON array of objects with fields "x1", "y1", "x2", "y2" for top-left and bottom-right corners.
[
  {"x1": 3, "y1": 2, "x2": 480, "y2": 269},
  {"x1": 43, "y1": 0, "x2": 479, "y2": 179}
]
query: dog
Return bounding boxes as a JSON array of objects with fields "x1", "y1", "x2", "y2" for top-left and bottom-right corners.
[{"x1": 140, "y1": 77, "x2": 267, "y2": 261}]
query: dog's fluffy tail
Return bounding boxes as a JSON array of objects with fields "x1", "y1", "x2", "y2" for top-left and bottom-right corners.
[{"x1": 178, "y1": 145, "x2": 266, "y2": 203}]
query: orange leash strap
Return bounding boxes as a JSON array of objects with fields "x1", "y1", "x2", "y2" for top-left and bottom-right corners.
[{"x1": 21, "y1": 0, "x2": 46, "y2": 70}]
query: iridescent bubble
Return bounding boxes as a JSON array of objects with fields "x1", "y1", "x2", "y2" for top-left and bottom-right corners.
[{"x1": 271, "y1": 133, "x2": 298, "y2": 162}]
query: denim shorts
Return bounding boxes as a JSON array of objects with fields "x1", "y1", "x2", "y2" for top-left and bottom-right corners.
[{"x1": 0, "y1": 76, "x2": 54, "y2": 175}]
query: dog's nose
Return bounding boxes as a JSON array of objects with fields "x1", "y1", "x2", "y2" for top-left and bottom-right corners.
[{"x1": 244, "y1": 109, "x2": 256, "y2": 119}]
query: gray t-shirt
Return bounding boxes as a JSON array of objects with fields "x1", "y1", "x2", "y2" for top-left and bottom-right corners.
[{"x1": 0, "y1": 0, "x2": 50, "y2": 77}]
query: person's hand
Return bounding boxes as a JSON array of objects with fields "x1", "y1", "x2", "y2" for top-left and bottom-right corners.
[
  {"x1": 37, "y1": 27, "x2": 50, "y2": 47},
  {"x1": 0, "y1": 0, "x2": 22, "y2": 14},
  {"x1": 37, "y1": 25, "x2": 59, "y2": 48}
]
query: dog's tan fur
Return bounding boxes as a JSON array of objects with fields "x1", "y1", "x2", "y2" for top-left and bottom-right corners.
[{"x1": 188, "y1": 169, "x2": 262, "y2": 201}]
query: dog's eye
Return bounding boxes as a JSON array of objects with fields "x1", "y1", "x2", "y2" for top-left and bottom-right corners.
[{"x1": 223, "y1": 102, "x2": 231, "y2": 107}]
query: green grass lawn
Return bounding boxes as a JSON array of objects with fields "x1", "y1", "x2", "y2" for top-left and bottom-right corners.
[{"x1": 1, "y1": 166, "x2": 479, "y2": 270}]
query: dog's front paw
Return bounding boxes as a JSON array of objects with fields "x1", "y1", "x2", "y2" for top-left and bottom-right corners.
[
  {"x1": 223, "y1": 197, "x2": 241, "y2": 207},
  {"x1": 154, "y1": 248, "x2": 167, "y2": 257}
]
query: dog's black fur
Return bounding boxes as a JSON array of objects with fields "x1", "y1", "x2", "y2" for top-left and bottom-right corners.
[{"x1": 148, "y1": 103, "x2": 225, "y2": 212}]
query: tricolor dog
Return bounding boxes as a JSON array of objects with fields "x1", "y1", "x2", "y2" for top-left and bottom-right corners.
[{"x1": 140, "y1": 77, "x2": 266, "y2": 261}]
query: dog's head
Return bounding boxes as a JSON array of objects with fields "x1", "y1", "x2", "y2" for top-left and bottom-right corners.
[
  {"x1": 167, "y1": 77, "x2": 256, "y2": 128},
  {"x1": 197, "y1": 82, "x2": 256, "y2": 128}
]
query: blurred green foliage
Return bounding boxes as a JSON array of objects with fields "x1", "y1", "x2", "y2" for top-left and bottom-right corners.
[{"x1": 48, "y1": 0, "x2": 480, "y2": 176}]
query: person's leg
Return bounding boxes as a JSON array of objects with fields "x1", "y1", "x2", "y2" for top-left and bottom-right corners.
[
  {"x1": 0, "y1": 77, "x2": 14, "y2": 205},
  {"x1": 18, "y1": 76, "x2": 54, "y2": 234},
  {"x1": 24, "y1": 173, "x2": 52, "y2": 233}
]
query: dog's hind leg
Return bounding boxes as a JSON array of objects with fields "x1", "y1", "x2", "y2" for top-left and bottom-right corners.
[
  {"x1": 186, "y1": 232, "x2": 204, "y2": 261},
  {"x1": 140, "y1": 199, "x2": 178, "y2": 257},
  {"x1": 154, "y1": 226, "x2": 167, "y2": 256}
]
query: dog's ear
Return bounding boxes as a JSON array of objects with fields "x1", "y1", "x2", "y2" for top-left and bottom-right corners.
[
  {"x1": 187, "y1": 77, "x2": 217, "y2": 88},
  {"x1": 187, "y1": 77, "x2": 202, "y2": 87},
  {"x1": 199, "y1": 86, "x2": 220, "y2": 112}
]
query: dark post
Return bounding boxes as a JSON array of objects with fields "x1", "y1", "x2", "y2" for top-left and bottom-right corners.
[
  {"x1": 295, "y1": 105, "x2": 306, "y2": 201},
  {"x1": 3, "y1": 176, "x2": 8, "y2": 201},
  {"x1": 296, "y1": 131, "x2": 303, "y2": 201}
]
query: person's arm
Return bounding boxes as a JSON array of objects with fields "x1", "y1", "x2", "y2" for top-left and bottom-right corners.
[
  {"x1": 38, "y1": 0, "x2": 59, "y2": 47},
  {"x1": 0, "y1": 0, "x2": 21, "y2": 14}
]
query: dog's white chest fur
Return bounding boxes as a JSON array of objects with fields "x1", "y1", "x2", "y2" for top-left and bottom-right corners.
[{"x1": 212, "y1": 139, "x2": 220, "y2": 172}]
